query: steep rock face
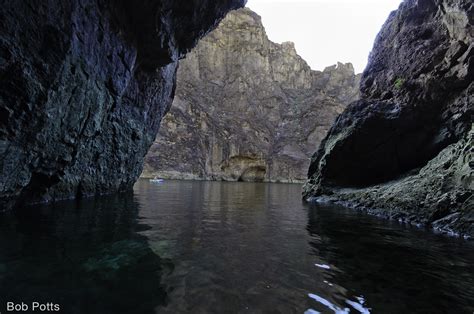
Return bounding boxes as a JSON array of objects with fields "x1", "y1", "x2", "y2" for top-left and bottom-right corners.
[
  {"x1": 304, "y1": 0, "x2": 473, "y2": 236},
  {"x1": 0, "y1": 0, "x2": 245, "y2": 210},
  {"x1": 142, "y1": 8, "x2": 360, "y2": 182}
]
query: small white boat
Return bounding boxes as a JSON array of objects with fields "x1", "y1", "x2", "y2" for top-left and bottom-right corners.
[{"x1": 149, "y1": 177, "x2": 164, "y2": 183}]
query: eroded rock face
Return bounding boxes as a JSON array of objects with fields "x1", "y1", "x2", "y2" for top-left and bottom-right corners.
[
  {"x1": 142, "y1": 8, "x2": 360, "y2": 182},
  {"x1": 304, "y1": 0, "x2": 473, "y2": 236},
  {"x1": 0, "y1": 0, "x2": 245, "y2": 209}
]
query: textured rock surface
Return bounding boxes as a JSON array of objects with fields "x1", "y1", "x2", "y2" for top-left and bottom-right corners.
[
  {"x1": 304, "y1": 0, "x2": 473, "y2": 237},
  {"x1": 142, "y1": 8, "x2": 360, "y2": 182},
  {"x1": 0, "y1": 0, "x2": 245, "y2": 209}
]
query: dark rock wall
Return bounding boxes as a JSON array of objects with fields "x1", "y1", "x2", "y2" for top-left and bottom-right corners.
[
  {"x1": 142, "y1": 8, "x2": 360, "y2": 183},
  {"x1": 304, "y1": 0, "x2": 473, "y2": 236},
  {"x1": 0, "y1": 0, "x2": 245, "y2": 209}
]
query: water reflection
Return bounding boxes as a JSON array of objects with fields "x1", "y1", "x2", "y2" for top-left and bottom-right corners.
[
  {"x1": 305, "y1": 203, "x2": 474, "y2": 314},
  {"x1": 0, "y1": 193, "x2": 169, "y2": 314},
  {"x1": 134, "y1": 180, "x2": 474, "y2": 313},
  {"x1": 1, "y1": 181, "x2": 473, "y2": 314},
  {"x1": 135, "y1": 180, "x2": 317, "y2": 313}
]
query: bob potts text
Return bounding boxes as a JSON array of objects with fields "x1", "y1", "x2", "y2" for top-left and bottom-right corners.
[{"x1": 6, "y1": 302, "x2": 60, "y2": 312}]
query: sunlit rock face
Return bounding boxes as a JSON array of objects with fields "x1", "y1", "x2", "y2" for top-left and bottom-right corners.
[
  {"x1": 142, "y1": 8, "x2": 360, "y2": 182},
  {"x1": 304, "y1": 0, "x2": 473, "y2": 236},
  {"x1": 0, "y1": 0, "x2": 246, "y2": 210}
]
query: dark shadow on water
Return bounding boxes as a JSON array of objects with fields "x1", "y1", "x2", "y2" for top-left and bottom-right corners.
[
  {"x1": 0, "y1": 192, "x2": 170, "y2": 314},
  {"x1": 1, "y1": 181, "x2": 473, "y2": 314},
  {"x1": 305, "y1": 203, "x2": 474, "y2": 314}
]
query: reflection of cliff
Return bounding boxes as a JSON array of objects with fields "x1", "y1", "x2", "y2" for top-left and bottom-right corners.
[
  {"x1": 305, "y1": 204, "x2": 474, "y2": 313},
  {"x1": 133, "y1": 180, "x2": 315, "y2": 313},
  {"x1": 142, "y1": 8, "x2": 360, "y2": 183},
  {"x1": 0, "y1": 194, "x2": 170, "y2": 314}
]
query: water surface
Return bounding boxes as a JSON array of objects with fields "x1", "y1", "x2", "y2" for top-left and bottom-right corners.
[{"x1": 1, "y1": 180, "x2": 473, "y2": 313}]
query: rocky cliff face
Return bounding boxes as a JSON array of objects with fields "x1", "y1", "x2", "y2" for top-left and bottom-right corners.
[
  {"x1": 304, "y1": 0, "x2": 473, "y2": 237},
  {"x1": 142, "y1": 8, "x2": 360, "y2": 182},
  {"x1": 0, "y1": 0, "x2": 245, "y2": 210}
]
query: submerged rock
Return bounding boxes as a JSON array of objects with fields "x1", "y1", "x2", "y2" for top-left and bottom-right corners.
[
  {"x1": 142, "y1": 8, "x2": 360, "y2": 182},
  {"x1": 304, "y1": 0, "x2": 473, "y2": 237},
  {"x1": 0, "y1": 0, "x2": 245, "y2": 209},
  {"x1": 0, "y1": 192, "x2": 171, "y2": 313}
]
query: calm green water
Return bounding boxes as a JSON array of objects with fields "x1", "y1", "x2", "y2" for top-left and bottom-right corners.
[{"x1": 1, "y1": 180, "x2": 473, "y2": 313}]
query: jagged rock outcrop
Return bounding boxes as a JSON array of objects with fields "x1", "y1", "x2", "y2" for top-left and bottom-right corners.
[
  {"x1": 304, "y1": 0, "x2": 473, "y2": 237},
  {"x1": 142, "y1": 8, "x2": 360, "y2": 182},
  {"x1": 0, "y1": 0, "x2": 246, "y2": 210}
]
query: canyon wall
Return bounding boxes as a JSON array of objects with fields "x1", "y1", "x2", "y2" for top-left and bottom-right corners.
[
  {"x1": 304, "y1": 0, "x2": 473, "y2": 237},
  {"x1": 0, "y1": 0, "x2": 245, "y2": 210},
  {"x1": 142, "y1": 8, "x2": 360, "y2": 183}
]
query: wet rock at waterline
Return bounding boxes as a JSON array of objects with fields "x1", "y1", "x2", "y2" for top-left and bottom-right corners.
[
  {"x1": 0, "y1": 0, "x2": 245, "y2": 209},
  {"x1": 142, "y1": 8, "x2": 360, "y2": 183},
  {"x1": 303, "y1": 0, "x2": 474, "y2": 237}
]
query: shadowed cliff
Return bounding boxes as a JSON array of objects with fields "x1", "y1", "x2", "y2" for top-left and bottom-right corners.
[
  {"x1": 0, "y1": 0, "x2": 246, "y2": 210},
  {"x1": 304, "y1": 0, "x2": 473, "y2": 237}
]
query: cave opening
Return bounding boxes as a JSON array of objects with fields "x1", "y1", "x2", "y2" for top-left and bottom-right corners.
[
  {"x1": 1, "y1": 1, "x2": 473, "y2": 312},
  {"x1": 238, "y1": 166, "x2": 267, "y2": 182}
]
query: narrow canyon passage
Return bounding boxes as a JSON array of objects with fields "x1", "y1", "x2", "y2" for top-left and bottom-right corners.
[{"x1": 0, "y1": 0, "x2": 472, "y2": 313}]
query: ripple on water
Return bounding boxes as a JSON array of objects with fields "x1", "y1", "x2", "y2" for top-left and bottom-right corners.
[{"x1": 307, "y1": 293, "x2": 371, "y2": 314}]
